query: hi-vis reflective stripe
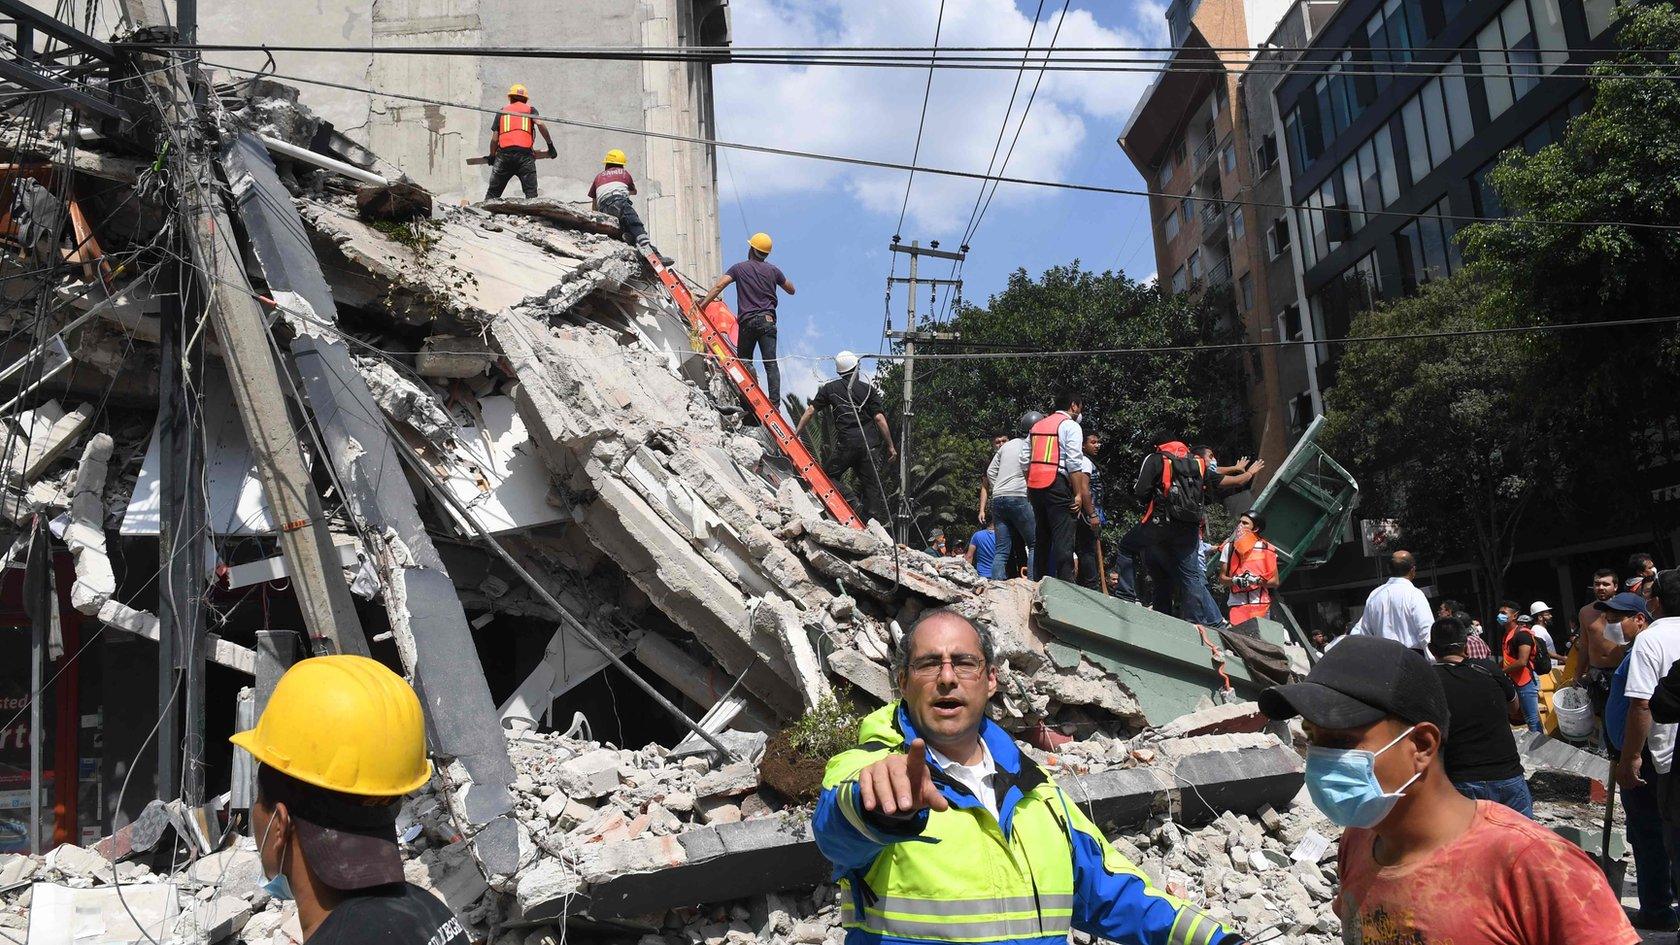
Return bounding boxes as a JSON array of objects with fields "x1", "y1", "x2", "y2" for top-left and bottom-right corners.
[
  {"x1": 1036, "y1": 437, "x2": 1056, "y2": 463},
  {"x1": 499, "y1": 114, "x2": 532, "y2": 133},
  {"x1": 1168, "y1": 906, "x2": 1222, "y2": 945},
  {"x1": 842, "y1": 893, "x2": 1076, "y2": 940}
]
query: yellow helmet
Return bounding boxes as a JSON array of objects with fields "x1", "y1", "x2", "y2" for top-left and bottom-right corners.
[
  {"x1": 604, "y1": 148, "x2": 627, "y2": 166},
  {"x1": 749, "y1": 232, "x2": 773, "y2": 254},
  {"x1": 229, "y1": 655, "x2": 432, "y2": 797},
  {"x1": 508, "y1": 83, "x2": 529, "y2": 100}
]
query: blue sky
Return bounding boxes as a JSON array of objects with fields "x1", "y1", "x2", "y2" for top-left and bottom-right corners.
[{"x1": 711, "y1": 0, "x2": 1171, "y2": 400}]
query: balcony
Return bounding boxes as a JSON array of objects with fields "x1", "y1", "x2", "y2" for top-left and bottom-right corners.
[
  {"x1": 1201, "y1": 255, "x2": 1233, "y2": 288},
  {"x1": 1198, "y1": 199, "x2": 1226, "y2": 242},
  {"x1": 1190, "y1": 126, "x2": 1219, "y2": 170}
]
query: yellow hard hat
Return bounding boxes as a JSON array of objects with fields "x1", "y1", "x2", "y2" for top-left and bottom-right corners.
[
  {"x1": 604, "y1": 148, "x2": 627, "y2": 166},
  {"x1": 508, "y1": 83, "x2": 529, "y2": 99},
  {"x1": 749, "y1": 232, "x2": 773, "y2": 254},
  {"x1": 229, "y1": 655, "x2": 432, "y2": 797}
]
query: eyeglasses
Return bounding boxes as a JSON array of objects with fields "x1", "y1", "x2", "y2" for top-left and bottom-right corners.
[{"x1": 909, "y1": 655, "x2": 987, "y2": 679}]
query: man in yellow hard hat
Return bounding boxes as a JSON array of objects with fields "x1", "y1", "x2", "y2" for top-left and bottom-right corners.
[
  {"x1": 485, "y1": 83, "x2": 556, "y2": 199},
  {"x1": 589, "y1": 147, "x2": 667, "y2": 262},
  {"x1": 230, "y1": 656, "x2": 466, "y2": 945},
  {"x1": 696, "y1": 233, "x2": 796, "y2": 412}
]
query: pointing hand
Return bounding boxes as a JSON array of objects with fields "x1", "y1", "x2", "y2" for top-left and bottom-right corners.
[{"x1": 857, "y1": 739, "x2": 949, "y2": 816}]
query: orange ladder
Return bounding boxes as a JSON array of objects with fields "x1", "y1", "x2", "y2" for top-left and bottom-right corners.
[{"x1": 643, "y1": 251, "x2": 863, "y2": 529}]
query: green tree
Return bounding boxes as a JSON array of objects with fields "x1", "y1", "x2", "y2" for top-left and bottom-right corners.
[{"x1": 876, "y1": 262, "x2": 1250, "y2": 536}]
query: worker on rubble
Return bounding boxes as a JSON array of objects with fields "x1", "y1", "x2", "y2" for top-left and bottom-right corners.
[
  {"x1": 589, "y1": 148, "x2": 662, "y2": 259},
  {"x1": 696, "y1": 233, "x2": 795, "y2": 411},
  {"x1": 795, "y1": 350, "x2": 895, "y2": 525},
  {"x1": 814, "y1": 609, "x2": 1249, "y2": 945},
  {"x1": 1023, "y1": 390, "x2": 1089, "y2": 583},
  {"x1": 230, "y1": 656, "x2": 467, "y2": 945},
  {"x1": 485, "y1": 83, "x2": 556, "y2": 199}
]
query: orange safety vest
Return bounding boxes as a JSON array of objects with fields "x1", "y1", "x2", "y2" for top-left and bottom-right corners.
[
  {"x1": 497, "y1": 101, "x2": 535, "y2": 149},
  {"x1": 1026, "y1": 412, "x2": 1069, "y2": 489}
]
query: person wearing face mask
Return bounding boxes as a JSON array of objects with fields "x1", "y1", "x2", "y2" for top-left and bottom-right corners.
[
  {"x1": 1216, "y1": 510, "x2": 1278, "y2": 625},
  {"x1": 229, "y1": 656, "x2": 467, "y2": 945},
  {"x1": 1260, "y1": 636, "x2": 1635, "y2": 945}
]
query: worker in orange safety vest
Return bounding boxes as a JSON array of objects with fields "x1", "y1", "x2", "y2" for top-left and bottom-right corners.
[
  {"x1": 1022, "y1": 389, "x2": 1090, "y2": 582},
  {"x1": 485, "y1": 83, "x2": 556, "y2": 199}
]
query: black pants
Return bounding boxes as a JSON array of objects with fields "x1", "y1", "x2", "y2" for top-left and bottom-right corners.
[
  {"x1": 598, "y1": 193, "x2": 648, "y2": 245},
  {"x1": 486, "y1": 148, "x2": 538, "y2": 198},
  {"x1": 824, "y1": 439, "x2": 887, "y2": 525},
  {"x1": 1075, "y1": 515, "x2": 1102, "y2": 590},
  {"x1": 736, "y1": 311, "x2": 780, "y2": 408},
  {"x1": 1029, "y1": 475, "x2": 1076, "y2": 582}
]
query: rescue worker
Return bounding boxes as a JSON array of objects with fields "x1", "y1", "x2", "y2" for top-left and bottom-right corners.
[
  {"x1": 795, "y1": 350, "x2": 896, "y2": 525},
  {"x1": 1113, "y1": 440, "x2": 1225, "y2": 627},
  {"x1": 230, "y1": 656, "x2": 467, "y2": 945},
  {"x1": 589, "y1": 148, "x2": 663, "y2": 259},
  {"x1": 1023, "y1": 390, "x2": 1090, "y2": 582},
  {"x1": 814, "y1": 609, "x2": 1246, "y2": 945},
  {"x1": 1216, "y1": 509, "x2": 1279, "y2": 624},
  {"x1": 485, "y1": 83, "x2": 556, "y2": 199},
  {"x1": 696, "y1": 233, "x2": 795, "y2": 410}
]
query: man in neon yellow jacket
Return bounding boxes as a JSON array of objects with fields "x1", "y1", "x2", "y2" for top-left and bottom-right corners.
[{"x1": 813, "y1": 609, "x2": 1245, "y2": 945}]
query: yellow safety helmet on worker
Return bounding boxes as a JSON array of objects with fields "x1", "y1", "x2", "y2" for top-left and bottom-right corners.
[
  {"x1": 507, "y1": 83, "x2": 529, "y2": 101},
  {"x1": 749, "y1": 232, "x2": 773, "y2": 255},
  {"x1": 230, "y1": 654, "x2": 431, "y2": 797},
  {"x1": 604, "y1": 148, "x2": 627, "y2": 167}
]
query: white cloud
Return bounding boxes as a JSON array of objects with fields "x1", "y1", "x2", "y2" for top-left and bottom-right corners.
[{"x1": 716, "y1": 1, "x2": 1168, "y2": 235}]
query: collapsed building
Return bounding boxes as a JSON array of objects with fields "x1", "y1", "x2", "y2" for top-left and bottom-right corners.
[{"x1": 1, "y1": 9, "x2": 1556, "y2": 935}]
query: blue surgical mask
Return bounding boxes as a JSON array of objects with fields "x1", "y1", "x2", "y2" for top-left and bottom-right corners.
[
  {"x1": 1496, "y1": 613, "x2": 1509, "y2": 625},
  {"x1": 1304, "y1": 725, "x2": 1422, "y2": 829},
  {"x1": 257, "y1": 811, "x2": 294, "y2": 901}
]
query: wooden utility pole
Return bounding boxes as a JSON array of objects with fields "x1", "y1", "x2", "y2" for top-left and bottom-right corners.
[
  {"x1": 118, "y1": 0, "x2": 367, "y2": 661},
  {"x1": 884, "y1": 239, "x2": 961, "y2": 546}
]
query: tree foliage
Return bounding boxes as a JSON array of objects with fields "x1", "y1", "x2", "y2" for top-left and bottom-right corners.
[{"x1": 875, "y1": 262, "x2": 1250, "y2": 536}]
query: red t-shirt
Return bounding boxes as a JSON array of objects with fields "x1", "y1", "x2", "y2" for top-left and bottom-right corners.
[{"x1": 1336, "y1": 800, "x2": 1637, "y2": 944}]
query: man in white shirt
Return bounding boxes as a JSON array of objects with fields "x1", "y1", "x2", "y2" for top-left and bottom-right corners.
[
  {"x1": 1021, "y1": 391, "x2": 1089, "y2": 582},
  {"x1": 981, "y1": 414, "x2": 1038, "y2": 580},
  {"x1": 1618, "y1": 571, "x2": 1680, "y2": 803},
  {"x1": 1351, "y1": 550, "x2": 1435, "y2": 655}
]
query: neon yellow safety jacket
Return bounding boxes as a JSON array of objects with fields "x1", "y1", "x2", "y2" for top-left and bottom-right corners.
[{"x1": 813, "y1": 703, "x2": 1238, "y2": 945}]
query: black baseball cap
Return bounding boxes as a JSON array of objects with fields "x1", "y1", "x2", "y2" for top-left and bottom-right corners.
[{"x1": 1260, "y1": 636, "x2": 1449, "y2": 734}]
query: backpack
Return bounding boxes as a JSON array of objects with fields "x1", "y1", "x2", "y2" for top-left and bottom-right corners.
[
  {"x1": 1157, "y1": 453, "x2": 1206, "y2": 524},
  {"x1": 1530, "y1": 637, "x2": 1553, "y2": 675}
]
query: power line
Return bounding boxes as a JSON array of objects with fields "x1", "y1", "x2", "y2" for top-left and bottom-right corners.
[
  {"x1": 893, "y1": 0, "x2": 946, "y2": 239},
  {"x1": 200, "y1": 61, "x2": 1680, "y2": 235}
]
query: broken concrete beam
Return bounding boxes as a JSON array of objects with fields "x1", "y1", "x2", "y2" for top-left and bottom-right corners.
[
  {"x1": 540, "y1": 734, "x2": 1303, "y2": 921},
  {"x1": 1154, "y1": 702, "x2": 1270, "y2": 739},
  {"x1": 851, "y1": 554, "x2": 966, "y2": 603},
  {"x1": 356, "y1": 180, "x2": 433, "y2": 223},
  {"x1": 798, "y1": 539, "x2": 897, "y2": 603},
  {"x1": 7, "y1": 400, "x2": 92, "y2": 480},
  {"x1": 800, "y1": 518, "x2": 884, "y2": 557},
  {"x1": 825, "y1": 648, "x2": 894, "y2": 705},
  {"x1": 753, "y1": 598, "x2": 830, "y2": 711},
  {"x1": 478, "y1": 197, "x2": 624, "y2": 237},
  {"x1": 64, "y1": 433, "x2": 115, "y2": 614},
  {"x1": 556, "y1": 748, "x2": 624, "y2": 799},
  {"x1": 95, "y1": 599, "x2": 255, "y2": 676},
  {"x1": 632, "y1": 632, "x2": 776, "y2": 734}
]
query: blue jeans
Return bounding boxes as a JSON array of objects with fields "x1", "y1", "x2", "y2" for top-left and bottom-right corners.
[
  {"x1": 1452, "y1": 774, "x2": 1534, "y2": 818},
  {"x1": 1516, "y1": 678, "x2": 1541, "y2": 732},
  {"x1": 1115, "y1": 521, "x2": 1222, "y2": 625},
  {"x1": 1622, "y1": 773, "x2": 1680, "y2": 923},
  {"x1": 988, "y1": 496, "x2": 1034, "y2": 580}
]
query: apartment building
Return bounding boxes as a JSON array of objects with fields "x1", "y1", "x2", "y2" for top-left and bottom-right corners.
[{"x1": 1119, "y1": 0, "x2": 1306, "y2": 488}]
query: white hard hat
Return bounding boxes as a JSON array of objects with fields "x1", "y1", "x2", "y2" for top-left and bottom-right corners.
[
  {"x1": 1529, "y1": 600, "x2": 1551, "y2": 616},
  {"x1": 835, "y1": 350, "x2": 859, "y2": 374}
]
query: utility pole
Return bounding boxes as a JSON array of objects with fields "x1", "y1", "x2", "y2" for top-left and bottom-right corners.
[
  {"x1": 883, "y1": 239, "x2": 962, "y2": 546},
  {"x1": 118, "y1": 0, "x2": 368, "y2": 664}
]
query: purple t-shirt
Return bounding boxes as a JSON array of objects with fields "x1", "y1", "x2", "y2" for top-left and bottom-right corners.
[{"x1": 726, "y1": 259, "x2": 785, "y2": 315}]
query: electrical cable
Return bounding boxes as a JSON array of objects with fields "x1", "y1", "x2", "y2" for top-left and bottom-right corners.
[
  {"x1": 892, "y1": 0, "x2": 946, "y2": 240},
  {"x1": 195, "y1": 61, "x2": 1680, "y2": 235}
]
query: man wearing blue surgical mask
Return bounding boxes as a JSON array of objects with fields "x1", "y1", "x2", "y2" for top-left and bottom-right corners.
[{"x1": 1260, "y1": 636, "x2": 1635, "y2": 944}]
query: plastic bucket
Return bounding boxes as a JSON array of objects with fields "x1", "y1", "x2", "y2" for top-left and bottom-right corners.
[{"x1": 1553, "y1": 686, "x2": 1595, "y2": 740}]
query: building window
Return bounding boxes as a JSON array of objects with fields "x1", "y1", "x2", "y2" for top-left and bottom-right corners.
[
  {"x1": 1231, "y1": 206, "x2": 1246, "y2": 240},
  {"x1": 1477, "y1": 0, "x2": 1565, "y2": 122},
  {"x1": 1395, "y1": 198, "x2": 1461, "y2": 291},
  {"x1": 1255, "y1": 134, "x2": 1278, "y2": 175},
  {"x1": 1585, "y1": 0, "x2": 1617, "y2": 36},
  {"x1": 1171, "y1": 265, "x2": 1188, "y2": 294},
  {"x1": 1163, "y1": 204, "x2": 1181, "y2": 241},
  {"x1": 1188, "y1": 250, "x2": 1203, "y2": 281},
  {"x1": 1374, "y1": 123, "x2": 1399, "y2": 206},
  {"x1": 1269, "y1": 217, "x2": 1291, "y2": 258},
  {"x1": 1214, "y1": 83, "x2": 1229, "y2": 118},
  {"x1": 1281, "y1": 303, "x2": 1303, "y2": 340},
  {"x1": 1221, "y1": 142, "x2": 1237, "y2": 174},
  {"x1": 1239, "y1": 272, "x2": 1255, "y2": 311},
  {"x1": 1289, "y1": 391, "x2": 1313, "y2": 435},
  {"x1": 1156, "y1": 158, "x2": 1175, "y2": 191}
]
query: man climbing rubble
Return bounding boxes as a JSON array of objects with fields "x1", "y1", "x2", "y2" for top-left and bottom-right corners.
[
  {"x1": 796, "y1": 350, "x2": 895, "y2": 524},
  {"x1": 697, "y1": 232, "x2": 795, "y2": 411},
  {"x1": 588, "y1": 147, "x2": 667, "y2": 262},
  {"x1": 484, "y1": 83, "x2": 556, "y2": 199},
  {"x1": 1024, "y1": 391, "x2": 1090, "y2": 583},
  {"x1": 814, "y1": 609, "x2": 1248, "y2": 945},
  {"x1": 230, "y1": 656, "x2": 467, "y2": 945}
]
